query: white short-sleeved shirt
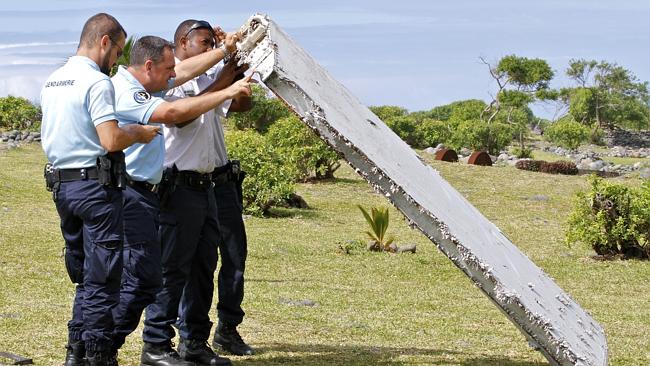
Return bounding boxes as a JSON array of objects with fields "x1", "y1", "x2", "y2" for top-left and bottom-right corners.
[
  {"x1": 40, "y1": 56, "x2": 117, "y2": 169},
  {"x1": 163, "y1": 61, "x2": 231, "y2": 173},
  {"x1": 112, "y1": 66, "x2": 168, "y2": 184}
]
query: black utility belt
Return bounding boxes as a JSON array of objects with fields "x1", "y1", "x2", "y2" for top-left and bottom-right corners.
[
  {"x1": 44, "y1": 152, "x2": 127, "y2": 193},
  {"x1": 175, "y1": 170, "x2": 213, "y2": 189},
  {"x1": 57, "y1": 167, "x2": 100, "y2": 182},
  {"x1": 127, "y1": 179, "x2": 159, "y2": 193},
  {"x1": 211, "y1": 160, "x2": 242, "y2": 186}
]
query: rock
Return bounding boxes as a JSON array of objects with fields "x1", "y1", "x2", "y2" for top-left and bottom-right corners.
[
  {"x1": 278, "y1": 298, "x2": 318, "y2": 307},
  {"x1": 460, "y1": 148, "x2": 471, "y2": 156},
  {"x1": 507, "y1": 159, "x2": 519, "y2": 166},
  {"x1": 1, "y1": 136, "x2": 7, "y2": 142},
  {"x1": 32, "y1": 132, "x2": 40, "y2": 139},
  {"x1": 387, "y1": 243, "x2": 398, "y2": 253},
  {"x1": 423, "y1": 147, "x2": 437, "y2": 155},
  {"x1": 633, "y1": 162, "x2": 643, "y2": 170},
  {"x1": 396, "y1": 243, "x2": 417, "y2": 253},
  {"x1": 640, "y1": 168, "x2": 650, "y2": 179},
  {"x1": 25, "y1": 135, "x2": 34, "y2": 143},
  {"x1": 588, "y1": 160, "x2": 606, "y2": 170},
  {"x1": 435, "y1": 143, "x2": 445, "y2": 150},
  {"x1": 497, "y1": 153, "x2": 510, "y2": 161}
]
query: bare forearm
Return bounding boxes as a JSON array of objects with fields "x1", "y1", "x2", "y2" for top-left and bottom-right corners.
[
  {"x1": 103, "y1": 128, "x2": 142, "y2": 152},
  {"x1": 153, "y1": 90, "x2": 235, "y2": 125},
  {"x1": 173, "y1": 48, "x2": 228, "y2": 86}
]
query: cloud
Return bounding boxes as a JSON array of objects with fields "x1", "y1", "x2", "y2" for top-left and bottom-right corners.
[
  {"x1": 0, "y1": 41, "x2": 77, "y2": 50},
  {"x1": 0, "y1": 74, "x2": 48, "y2": 103}
]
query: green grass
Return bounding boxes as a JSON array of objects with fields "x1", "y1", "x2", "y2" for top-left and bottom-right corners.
[{"x1": 1, "y1": 144, "x2": 649, "y2": 365}]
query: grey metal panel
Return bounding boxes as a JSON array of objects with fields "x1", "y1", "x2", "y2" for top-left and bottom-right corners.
[{"x1": 240, "y1": 15, "x2": 608, "y2": 366}]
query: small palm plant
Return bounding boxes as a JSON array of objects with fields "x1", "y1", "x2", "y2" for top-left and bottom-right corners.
[
  {"x1": 357, "y1": 205, "x2": 396, "y2": 252},
  {"x1": 110, "y1": 35, "x2": 136, "y2": 76}
]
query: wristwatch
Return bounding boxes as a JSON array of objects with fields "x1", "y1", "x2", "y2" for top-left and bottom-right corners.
[{"x1": 218, "y1": 44, "x2": 231, "y2": 63}]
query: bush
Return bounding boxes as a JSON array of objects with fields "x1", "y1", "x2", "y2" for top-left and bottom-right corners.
[
  {"x1": 415, "y1": 119, "x2": 452, "y2": 148},
  {"x1": 511, "y1": 146, "x2": 533, "y2": 158},
  {"x1": 369, "y1": 105, "x2": 408, "y2": 121},
  {"x1": 515, "y1": 160, "x2": 578, "y2": 175},
  {"x1": 449, "y1": 119, "x2": 513, "y2": 154},
  {"x1": 228, "y1": 85, "x2": 291, "y2": 132},
  {"x1": 266, "y1": 116, "x2": 340, "y2": 181},
  {"x1": 0, "y1": 96, "x2": 41, "y2": 131},
  {"x1": 566, "y1": 177, "x2": 650, "y2": 258},
  {"x1": 225, "y1": 129, "x2": 296, "y2": 216},
  {"x1": 544, "y1": 117, "x2": 590, "y2": 149},
  {"x1": 385, "y1": 115, "x2": 419, "y2": 146}
]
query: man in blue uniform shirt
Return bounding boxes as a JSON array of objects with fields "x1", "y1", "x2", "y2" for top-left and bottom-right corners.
[
  {"x1": 163, "y1": 19, "x2": 255, "y2": 360},
  {"x1": 40, "y1": 13, "x2": 159, "y2": 366},
  {"x1": 111, "y1": 34, "x2": 252, "y2": 366}
]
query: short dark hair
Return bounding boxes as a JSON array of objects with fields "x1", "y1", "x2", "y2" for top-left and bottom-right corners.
[
  {"x1": 130, "y1": 36, "x2": 174, "y2": 66},
  {"x1": 79, "y1": 13, "x2": 126, "y2": 49},
  {"x1": 173, "y1": 19, "x2": 199, "y2": 46}
]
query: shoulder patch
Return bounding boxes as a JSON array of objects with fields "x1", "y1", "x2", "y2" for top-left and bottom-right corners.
[{"x1": 133, "y1": 90, "x2": 151, "y2": 104}]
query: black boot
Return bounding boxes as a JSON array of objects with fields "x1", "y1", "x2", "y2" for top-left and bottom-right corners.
[
  {"x1": 178, "y1": 338, "x2": 232, "y2": 366},
  {"x1": 86, "y1": 350, "x2": 116, "y2": 366},
  {"x1": 212, "y1": 322, "x2": 254, "y2": 356},
  {"x1": 64, "y1": 340, "x2": 85, "y2": 366},
  {"x1": 140, "y1": 342, "x2": 194, "y2": 366}
]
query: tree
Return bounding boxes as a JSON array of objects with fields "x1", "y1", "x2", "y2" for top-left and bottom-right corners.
[
  {"x1": 565, "y1": 59, "x2": 650, "y2": 131},
  {"x1": 481, "y1": 55, "x2": 554, "y2": 151}
]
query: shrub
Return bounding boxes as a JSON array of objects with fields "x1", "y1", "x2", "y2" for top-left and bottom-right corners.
[
  {"x1": 266, "y1": 116, "x2": 340, "y2": 181},
  {"x1": 369, "y1": 105, "x2": 408, "y2": 121},
  {"x1": 544, "y1": 117, "x2": 590, "y2": 149},
  {"x1": 228, "y1": 85, "x2": 291, "y2": 132},
  {"x1": 511, "y1": 146, "x2": 533, "y2": 158},
  {"x1": 415, "y1": 119, "x2": 452, "y2": 148},
  {"x1": 385, "y1": 115, "x2": 419, "y2": 146},
  {"x1": 225, "y1": 129, "x2": 296, "y2": 216},
  {"x1": 0, "y1": 96, "x2": 41, "y2": 131},
  {"x1": 566, "y1": 176, "x2": 650, "y2": 258},
  {"x1": 449, "y1": 119, "x2": 513, "y2": 154}
]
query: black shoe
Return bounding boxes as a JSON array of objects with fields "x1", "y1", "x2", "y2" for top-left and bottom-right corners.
[
  {"x1": 64, "y1": 340, "x2": 85, "y2": 366},
  {"x1": 140, "y1": 342, "x2": 194, "y2": 366},
  {"x1": 212, "y1": 323, "x2": 254, "y2": 356},
  {"x1": 178, "y1": 338, "x2": 232, "y2": 366},
  {"x1": 86, "y1": 350, "x2": 117, "y2": 366}
]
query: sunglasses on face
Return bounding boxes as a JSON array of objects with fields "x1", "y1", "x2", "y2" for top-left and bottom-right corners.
[{"x1": 184, "y1": 20, "x2": 215, "y2": 40}]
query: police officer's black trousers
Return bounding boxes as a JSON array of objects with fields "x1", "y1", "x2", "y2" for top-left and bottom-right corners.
[
  {"x1": 143, "y1": 184, "x2": 221, "y2": 344},
  {"x1": 55, "y1": 180, "x2": 123, "y2": 352},
  {"x1": 212, "y1": 181, "x2": 247, "y2": 326},
  {"x1": 112, "y1": 185, "x2": 162, "y2": 350}
]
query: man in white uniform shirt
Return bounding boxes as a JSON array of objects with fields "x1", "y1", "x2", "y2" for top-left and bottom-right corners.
[{"x1": 155, "y1": 19, "x2": 254, "y2": 366}]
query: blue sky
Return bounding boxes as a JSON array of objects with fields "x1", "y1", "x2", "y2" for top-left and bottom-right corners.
[{"x1": 1, "y1": 0, "x2": 649, "y2": 118}]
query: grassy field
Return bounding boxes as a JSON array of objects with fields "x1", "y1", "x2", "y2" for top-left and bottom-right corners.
[{"x1": 1, "y1": 144, "x2": 649, "y2": 365}]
